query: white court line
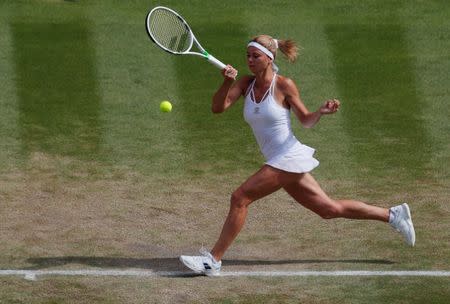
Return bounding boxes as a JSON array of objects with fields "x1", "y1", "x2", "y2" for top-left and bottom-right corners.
[{"x1": 1, "y1": 269, "x2": 450, "y2": 280}]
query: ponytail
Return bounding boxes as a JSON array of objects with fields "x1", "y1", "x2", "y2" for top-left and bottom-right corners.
[
  {"x1": 277, "y1": 39, "x2": 298, "y2": 63},
  {"x1": 251, "y1": 35, "x2": 299, "y2": 63}
]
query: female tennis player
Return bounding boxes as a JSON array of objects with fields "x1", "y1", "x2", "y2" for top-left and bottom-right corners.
[{"x1": 180, "y1": 35, "x2": 415, "y2": 276}]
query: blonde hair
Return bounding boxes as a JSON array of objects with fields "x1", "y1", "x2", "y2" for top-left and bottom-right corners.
[{"x1": 250, "y1": 34, "x2": 298, "y2": 63}]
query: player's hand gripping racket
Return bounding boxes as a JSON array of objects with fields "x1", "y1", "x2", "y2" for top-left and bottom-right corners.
[{"x1": 146, "y1": 6, "x2": 227, "y2": 70}]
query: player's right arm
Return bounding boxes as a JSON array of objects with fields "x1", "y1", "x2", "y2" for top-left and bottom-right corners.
[{"x1": 212, "y1": 65, "x2": 250, "y2": 113}]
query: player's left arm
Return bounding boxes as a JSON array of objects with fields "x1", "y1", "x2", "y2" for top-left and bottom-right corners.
[{"x1": 281, "y1": 77, "x2": 340, "y2": 128}]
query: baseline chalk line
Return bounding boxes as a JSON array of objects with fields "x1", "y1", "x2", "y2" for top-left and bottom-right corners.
[{"x1": 1, "y1": 269, "x2": 450, "y2": 280}]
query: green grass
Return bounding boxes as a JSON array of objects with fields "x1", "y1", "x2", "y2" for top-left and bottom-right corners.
[
  {"x1": 1, "y1": 276, "x2": 450, "y2": 304},
  {"x1": 0, "y1": 0, "x2": 449, "y2": 303}
]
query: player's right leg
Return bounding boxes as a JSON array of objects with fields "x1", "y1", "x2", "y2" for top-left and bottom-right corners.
[
  {"x1": 180, "y1": 165, "x2": 283, "y2": 275},
  {"x1": 210, "y1": 165, "x2": 285, "y2": 261}
]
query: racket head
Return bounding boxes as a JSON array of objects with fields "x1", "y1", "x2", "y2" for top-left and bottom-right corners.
[{"x1": 146, "y1": 6, "x2": 194, "y2": 54}]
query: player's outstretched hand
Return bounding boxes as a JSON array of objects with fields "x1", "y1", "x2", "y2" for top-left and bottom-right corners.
[{"x1": 320, "y1": 98, "x2": 340, "y2": 115}]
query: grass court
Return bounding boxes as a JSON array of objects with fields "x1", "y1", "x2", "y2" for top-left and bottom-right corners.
[{"x1": 0, "y1": 0, "x2": 449, "y2": 303}]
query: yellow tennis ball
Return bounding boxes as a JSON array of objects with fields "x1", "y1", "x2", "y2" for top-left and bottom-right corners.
[{"x1": 160, "y1": 100, "x2": 172, "y2": 113}]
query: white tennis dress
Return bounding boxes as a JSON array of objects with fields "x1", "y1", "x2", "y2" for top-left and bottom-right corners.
[{"x1": 243, "y1": 74, "x2": 319, "y2": 173}]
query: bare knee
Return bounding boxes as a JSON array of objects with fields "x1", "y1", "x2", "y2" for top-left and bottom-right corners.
[
  {"x1": 317, "y1": 201, "x2": 344, "y2": 219},
  {"x1": 230, "y1": 189, "x2": 252, "y2": 209}
]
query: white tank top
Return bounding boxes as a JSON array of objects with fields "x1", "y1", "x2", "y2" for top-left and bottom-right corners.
[{"x1": 243, "y1": 74, "x2": 299, "y2": 161}]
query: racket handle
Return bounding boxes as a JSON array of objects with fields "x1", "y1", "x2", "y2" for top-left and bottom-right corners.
[{"x1": 206, "y1": 54, "x2": 226, "y2": 70}]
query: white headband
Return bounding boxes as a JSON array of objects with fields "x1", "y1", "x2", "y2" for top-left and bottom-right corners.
[{"x1": 247, "y1": 41, "x2": 274, "y2": 59}]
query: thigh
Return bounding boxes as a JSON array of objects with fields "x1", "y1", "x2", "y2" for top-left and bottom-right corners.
[
  {"x1": 236, "y1": 165, "x2": 284, "y2": 202},
  {"x1": 282, "y1": 173, "x2": 335, "y2": 213}
]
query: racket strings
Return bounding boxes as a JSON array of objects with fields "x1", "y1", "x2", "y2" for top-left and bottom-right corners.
[{"x1": 149, "y1": 9, "x2": 191, "y2": 53}]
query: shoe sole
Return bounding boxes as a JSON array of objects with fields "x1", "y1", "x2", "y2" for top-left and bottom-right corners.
[{"x1": 401, "y1": 203, "x2": 416, "y2": 246}]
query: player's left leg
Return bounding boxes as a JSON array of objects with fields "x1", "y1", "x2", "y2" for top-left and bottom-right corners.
[
  {"x1": 282, "y1": 172, "x2": 389, "y2": 221},
  {"x1": 282, "y1": 173, "x2": 415, "y2": 245}
]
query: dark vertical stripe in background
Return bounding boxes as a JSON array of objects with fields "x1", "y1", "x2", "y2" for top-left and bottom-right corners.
[
  {"x1": 173, "y1": 19, "x2": 253, "y2": 175},
  {"x1": 11, "y1": 21, "x2": 101, "y2": 159},
  {"x1": 325, "y1": 24, "x2": 429, "y2": 180}
]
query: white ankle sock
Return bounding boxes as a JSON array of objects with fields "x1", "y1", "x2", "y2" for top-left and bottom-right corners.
[{"x1": 388, "y1": 208, "x2": 396, "y2": 224}]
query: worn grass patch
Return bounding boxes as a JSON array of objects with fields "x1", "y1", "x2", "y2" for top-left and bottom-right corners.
[{"x1": 0, "y1": 0, "x2": 449, "y2": 303}]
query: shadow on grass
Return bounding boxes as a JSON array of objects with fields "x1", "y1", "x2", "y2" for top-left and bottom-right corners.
[{"x1": 25, "y1": 256, "x2": 396, "y2": 272}]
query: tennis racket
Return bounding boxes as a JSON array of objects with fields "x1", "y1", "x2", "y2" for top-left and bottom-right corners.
[{"x1": 145, "y1": 6, "x2": 227, "y2": 70}]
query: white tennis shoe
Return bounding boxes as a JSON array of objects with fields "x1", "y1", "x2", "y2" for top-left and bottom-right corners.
[
  {"x1": 179, "y1": 248, "x2": 222, "y2": 276},
  {"x1": 389, "y1": 203, "x2": 415, "y2": 246}
]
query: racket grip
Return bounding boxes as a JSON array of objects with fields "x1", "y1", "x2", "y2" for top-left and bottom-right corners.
[{"x1": 207, "y1": 54, "x2": 226, "y2": 70}]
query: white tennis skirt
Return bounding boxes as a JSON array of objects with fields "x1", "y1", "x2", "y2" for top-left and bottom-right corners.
[{"x1": 265, "y1": 142, "x2": 319, "y2": 173}]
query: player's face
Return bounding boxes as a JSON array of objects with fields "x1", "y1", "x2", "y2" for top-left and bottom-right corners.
[{"x1": 246, "y1": 47, "x2": 272, "y2": 73}]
